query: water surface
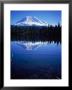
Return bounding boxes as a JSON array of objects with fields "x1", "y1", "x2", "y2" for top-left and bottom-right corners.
[{"x1": 11, "y1": 41, "x2": 61, "y2": 79}]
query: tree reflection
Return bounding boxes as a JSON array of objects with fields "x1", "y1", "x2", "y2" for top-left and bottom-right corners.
[{"x1": 11, "y1": 23, "x2": 61, "y2": 43}]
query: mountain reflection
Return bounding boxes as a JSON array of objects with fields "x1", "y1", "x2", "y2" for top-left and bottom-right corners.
[
  {"x1": 12, "y1": 41, "x2": 61, "y2": 50},
  {"x1": 11, "y1": 40, "x2": 61, "y2": 79}
]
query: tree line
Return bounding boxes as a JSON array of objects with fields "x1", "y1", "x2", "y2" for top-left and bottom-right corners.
[{"x1": 11, "y1": 24, "x2": 61, "y2": 42}]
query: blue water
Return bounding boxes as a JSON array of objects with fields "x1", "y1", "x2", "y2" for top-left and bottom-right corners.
[{"x1": 11, "y1": 41, "x2": 61, "y2": 79}]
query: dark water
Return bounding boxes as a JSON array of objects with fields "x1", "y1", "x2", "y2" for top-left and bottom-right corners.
[{"x1": 11, "y1": 41, "x2": 61, "y2": 79}]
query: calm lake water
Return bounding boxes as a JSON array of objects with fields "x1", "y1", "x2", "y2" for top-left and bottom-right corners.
[{"x1": 11, "y1": 41, "x2": 61, "y2": 79}]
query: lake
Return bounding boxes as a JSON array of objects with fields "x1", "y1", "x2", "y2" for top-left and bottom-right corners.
[{"x1": 11, "y1": 41, "x2": 61, "y2": 79}]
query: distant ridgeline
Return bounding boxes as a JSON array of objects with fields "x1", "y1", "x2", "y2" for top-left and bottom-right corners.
[{"x1": 11, "y1": 24, "x2": 61, "y2": 42}]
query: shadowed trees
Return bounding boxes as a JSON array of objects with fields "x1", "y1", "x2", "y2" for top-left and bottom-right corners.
[{"x1": 11, "y1": 24, "x2": 61, "y2": 42}]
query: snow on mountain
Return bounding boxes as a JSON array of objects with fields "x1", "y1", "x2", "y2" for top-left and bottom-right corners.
[{"x1": 15, "y1": 16, "x2": 48, "y2": 26}]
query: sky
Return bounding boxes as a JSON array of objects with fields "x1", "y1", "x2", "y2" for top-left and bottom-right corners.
[{"x1": 11, "y1": 11, "x2": 61, "y2": 26}]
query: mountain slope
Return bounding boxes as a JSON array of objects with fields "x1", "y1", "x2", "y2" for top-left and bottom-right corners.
[{"x1": 15, "y1": 16, "x2": 48, "y2": 26}]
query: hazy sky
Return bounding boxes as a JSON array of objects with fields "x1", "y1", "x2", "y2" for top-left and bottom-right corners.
[{"x1": 11, "y1": 11, "x2": 61, "y2": 26}]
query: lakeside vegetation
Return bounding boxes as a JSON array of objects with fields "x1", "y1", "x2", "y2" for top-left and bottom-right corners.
[{"x1": 11, "y1": 23, "x2": 61, "y2": 42}]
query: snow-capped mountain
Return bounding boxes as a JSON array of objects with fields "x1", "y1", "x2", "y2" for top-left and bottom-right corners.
[{"x1": 15, "y1": 16, "x2": 48, "y2": 26}]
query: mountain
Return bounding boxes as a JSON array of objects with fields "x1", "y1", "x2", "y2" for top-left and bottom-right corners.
[{"x1": 15, "y1": 16, "x2": 48, "y2": 27}]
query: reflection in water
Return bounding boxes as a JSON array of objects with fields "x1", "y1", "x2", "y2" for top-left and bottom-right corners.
[
  {"x1": 16, "y1": 41, "x2": 48, "y2": 50},
  {"x1": 11, "y1": 41, "x2": 61, "y2": 79},
  {"x1": 13, "y1": 41, "x2": 61, "y2": 50}
]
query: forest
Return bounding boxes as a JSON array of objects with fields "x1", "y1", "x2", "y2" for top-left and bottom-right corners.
[{"x1": 11, "y1": 24, "x2": 61, "y2": 42}]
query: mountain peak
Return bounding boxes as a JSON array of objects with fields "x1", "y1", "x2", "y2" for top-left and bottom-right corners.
[{"x1": 15, "y1": 16, "x2": 48, "y2": 26}]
